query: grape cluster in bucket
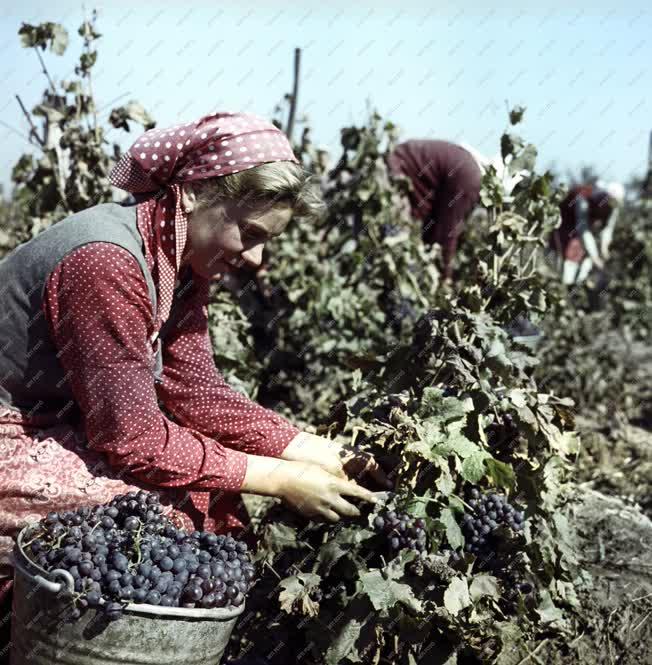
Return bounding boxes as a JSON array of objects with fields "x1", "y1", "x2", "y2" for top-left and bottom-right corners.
[{"x1": 23, "y1": 490, "x2": 256, "y2": 622}]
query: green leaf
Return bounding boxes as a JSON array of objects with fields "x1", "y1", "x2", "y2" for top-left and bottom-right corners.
[
  {"x1": 460, "y1": 450, "x2": 491, "y2": 483},
  {"x1": 50, "y1": 24, "x2": 69, "y2": 55},
  {"x1": 469, "y1": 574, "x2": 500, "y2": 602},
  {"x1": 484, "y1": 458, "x2": 516, "y2": 490},
  {"x1": 443, "y1": 577, "x2": 471, "y2": 616},
  {"x1": 359, "y1": 570, "x2": 423, "y2": 614},
  {"x1": 325, "y1": 618, "x2": 364, "y2": 665},
  {"x1": 278, "y1": 573, "x2": 321, "y2": 617},
  {"x1": 436, "y1": 432, "x2": 479, "y2": 459},
  {"x1": 438, "y1": 508, "x2": 464, "y2": 549},
  {"x1": 257, "y1": 522, "x2": 300, "y2": 562},
  {"x1": 18, "y1": 22, "x2": 68, "y2": 54},
  {"x1": 317, "y1": 526, "x2": 374, "y2": 574},
  {"x1": 536, "y1": 589, "x2": 565, "y2": 625},
  {"x1": 418, "y1": 388, "x2": 469, "y2": 423},
  {"x1": 109, "y1": 101, "x2": 156, "y2": 132},
  {"x1": 507, "y1": 388, "x2": 527, "y2": 408},
  {"x1": 435, "y1": 461, "x2": 455, "y2": 496}
]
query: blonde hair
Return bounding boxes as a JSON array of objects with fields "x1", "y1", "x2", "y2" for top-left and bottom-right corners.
[{"x1": 187, "y1": 160, "x2": 326, "y2": 221}]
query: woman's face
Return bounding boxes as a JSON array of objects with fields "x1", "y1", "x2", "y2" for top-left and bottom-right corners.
[{"x1": 180, "y1": 186, "x2": 293, "y2": 280}]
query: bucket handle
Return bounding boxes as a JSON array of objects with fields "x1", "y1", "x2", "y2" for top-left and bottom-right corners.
[{"x1": 32, "y1": 568, "x2": 75, "y2": 595}]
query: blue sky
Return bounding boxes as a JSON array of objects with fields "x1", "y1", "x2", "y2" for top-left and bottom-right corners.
[{"x1": 1, "y1": 0, "x2": 651, "y2": 194}]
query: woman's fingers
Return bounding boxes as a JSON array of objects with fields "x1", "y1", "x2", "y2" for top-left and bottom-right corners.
[
  {"x1": 329, "y1": 497, "x2": 361, "y2": 518},
  {"x1": 336, "y1": 478, "x2": 378, "y2": 504},
  {"x1": 343, "y1": 452, "x2": 392, "y2": 488},
  {"x1": 368, "y1": 460, "x2": 393, "y2": 489},
  {"x1": 321, "y1": 508, "x2": 341, "y2": 523}
]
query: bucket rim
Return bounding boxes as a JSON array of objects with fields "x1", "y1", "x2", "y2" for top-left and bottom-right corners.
[{"x1": 15, "y1": 523, "x2": 245, "y2": 621}]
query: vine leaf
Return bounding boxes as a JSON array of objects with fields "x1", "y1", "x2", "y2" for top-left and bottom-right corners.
[
  {"x1": 460, "y1": 450, "x2": 492, "y2": 484},
  {"x1": 443, "y1": 577, "x2": 471, "y2": 616},
  {"x1": 484, "y1": 458, "x2": 516, "y2": 490},
  {"x1": 359, "y1": 570, "x2": 423, "y2": 614},
  {"x1": 469, "y1": 574, "x2": 500, "y2": 602},
  {"x1": 278, "y1": 572, "x2": 321, "y2": 617},
  {"x1": 438, "y1": 508, "x2": 464, "y2": 549}
]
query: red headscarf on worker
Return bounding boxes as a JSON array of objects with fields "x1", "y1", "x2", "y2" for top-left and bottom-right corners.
[{"x1": 109, "y1": 111, "x2": 299, "y2": 342}]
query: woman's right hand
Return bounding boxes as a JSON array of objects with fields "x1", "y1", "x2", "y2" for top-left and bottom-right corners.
[{"x1": 278, "y1": 461, "x2": 378, "y2": 522}]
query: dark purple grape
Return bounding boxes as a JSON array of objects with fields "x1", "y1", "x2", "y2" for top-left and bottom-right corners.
[
  {"x1": 120, "y1": 572, "x2": 134, "y2": 587},
  {"x1": 137, "y1": 563, "x2": 152, "y2": 578},
  {"x1": 167, "y1": 582, "x2": 182, "y2": 597},
  {"x1": 197, "y1": 564, "x2": 211, "y2": 580},
  {"x1": 159, "y1": 556, "x2": 174, "y2": 572},
  {"x1": 201, "y1": 579, "x2": 215, "y2": 594},
  {"x1": 78, "y1": 561, "x2": 93, "y2": 577},
  {"x1": 150, "y1": 548, "x2": 165, "y2": 563},
  {"x1": 145, "y1": 590, "x2": 161, "y2": 605},
  {"x1": 202, "y1": 533, "x2": 218, "y2": 547},
  {"x1": 182, "y1": 585, "x2": 203, "y2": 603},
  {"x1": 200, "y1": 593, "x2": 216, "y2": 608},
  {"x1": 172, "y1": 558, "x2": 187, "y2": 573},
  {"x1": 133, "y1": 588, "x2": 147, "y2": 603},
  {"x1": 197, "y1": 550, "x2": 211, "y2": 564},
  {"x1": 105, "y1": 570, "x2": 121, "y2": 583},
  {"x1": 86, "y1": 591, "x2": 102, "y2": 607},
  {"x1": 111, "y1": 553, "x2": 128, "y2": 572},
  {"x1": 124, "y1": 516, "x2": 140, "y2": 531},
  {"x1": 101, "y1": 516, "x2": 115, "y2": 529},
  {"x1": 174, "y1": 569, "x2": 190, "y2": 585}
]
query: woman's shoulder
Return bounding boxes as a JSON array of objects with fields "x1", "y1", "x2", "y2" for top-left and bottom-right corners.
[{"x1": 58, "y1": 200, "x2": 137, "y2": 226}]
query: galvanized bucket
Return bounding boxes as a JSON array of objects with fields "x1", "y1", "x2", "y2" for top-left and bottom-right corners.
[{"x1": 10, "y1": 526, "x2": 244, "y2": 665}]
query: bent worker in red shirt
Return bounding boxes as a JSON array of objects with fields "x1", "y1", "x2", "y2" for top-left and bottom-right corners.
[
  {"x1": 551, "y1": 180, "x2": 625, "y2": 285},
  {"x1": 386, "y1": 139, "x2": 483, "y2": 280}
]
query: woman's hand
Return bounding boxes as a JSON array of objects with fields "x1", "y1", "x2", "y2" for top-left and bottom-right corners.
[
  {"x1": 281, "y1": 432, "x2": 391, "y2": 488},
  {"x1": 278, "y1": 461, "x2": 378, "y2": 522}
]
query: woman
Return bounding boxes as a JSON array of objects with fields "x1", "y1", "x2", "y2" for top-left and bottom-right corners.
[
  {"x1": 0, "y1": 112, "x2": 386, "y2": 614},
  {"x1": 550, "y1": 180, "x2": 625, "y2": 285},
  {"x1": 386, "y1": 139, "x2": 482, "y2": 280}
]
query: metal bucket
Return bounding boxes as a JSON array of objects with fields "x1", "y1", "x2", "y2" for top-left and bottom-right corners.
[{"x1": 10, "y1": 526, "x2": 244, "y2": 665}]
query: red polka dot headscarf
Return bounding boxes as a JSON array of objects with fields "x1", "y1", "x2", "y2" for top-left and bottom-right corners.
[{"x1": 109, "y1": 111, "x2": 299, "y2": 343}]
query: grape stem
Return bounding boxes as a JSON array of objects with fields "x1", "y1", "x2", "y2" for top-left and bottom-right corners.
[
  {"x1": 130, "y1": 521, "x2": 144, "y2": 569},
  {"x1": 263, "y1": 560, "x2": 282, "y2": 581},
  {"x1": 451, "y1": 494, "x2": 474, "y2": 511},
  {"x1": 22, "y1": 528, "x2": 47, "y2": 549}
]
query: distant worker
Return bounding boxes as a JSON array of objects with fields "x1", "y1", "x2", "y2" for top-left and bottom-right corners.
[
  {"x1": 551, "y1": 180, "x2": 625, "y2": 285},
  {"x1": 386, "y1": 139, "x2": 482, "y2": 280}
]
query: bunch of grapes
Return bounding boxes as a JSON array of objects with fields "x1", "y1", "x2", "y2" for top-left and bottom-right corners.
[
  {"x1": 22, "y1": 491, "x2": 257, "y2": 623},
  {"x1": 485, "y1": 413, "x2": 520, "y2": 452},
  {"x1": 372, "y1": 510, "x2": 428, "y2": 556},
  {"x1": 460, "y1": 488, "x2": 524, "y2": 555},
  {"x1": 448, "y1": 488, "x2": 532, "y2": 593}
]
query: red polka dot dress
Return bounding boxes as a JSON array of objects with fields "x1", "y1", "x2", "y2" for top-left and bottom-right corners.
[{"x1": 42, "y1": 242, "x2": 300, "y2": 533}]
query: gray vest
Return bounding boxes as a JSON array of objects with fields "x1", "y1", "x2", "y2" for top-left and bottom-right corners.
[{"x1": 0, "y1": 201, "x2": 188, "y2": 421}]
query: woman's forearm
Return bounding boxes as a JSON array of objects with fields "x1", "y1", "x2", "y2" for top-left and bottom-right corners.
[
  {"x1": 280, "y1": 430, "x2": 341, "y2": 463},
  {"x1": 241, "y1": 453, "x2": 291, "y2": 497}
]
